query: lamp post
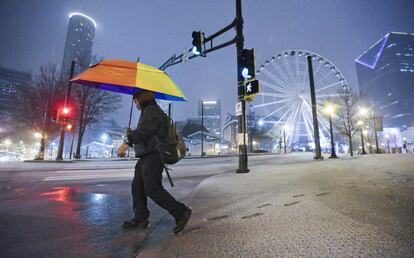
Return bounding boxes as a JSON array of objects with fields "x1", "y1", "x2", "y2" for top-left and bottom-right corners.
[
  {"x1": 360, "y1": 107, "x2": 380, "y2": 154},
  {"x1": 323, "y1": 103, "x2": 338, "y2": 159},
  {"x1": 385, "y1": 134, "x2": 390, "y2": 154},
  {"x1": 278, "y1": 137, "x2": 282, "y2": 154},
  {"x1": 283, "y1": 124, "x2": 288, "y2": 154},
  {"x1": 357, "y1": 120, "x2": 367, "y2": 155},
  {"x1": 402, "y1": 137, "x2": 407, "y2": 153}
]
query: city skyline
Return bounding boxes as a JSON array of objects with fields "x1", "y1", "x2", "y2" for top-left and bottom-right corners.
[{"x1": 1, "y1": 0, "x2": 413, "y2": 127}]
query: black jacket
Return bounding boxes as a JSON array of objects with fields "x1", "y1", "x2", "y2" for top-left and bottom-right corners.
[{"x1": 127, "y1": 99, "x2": 169, "y2": 158}]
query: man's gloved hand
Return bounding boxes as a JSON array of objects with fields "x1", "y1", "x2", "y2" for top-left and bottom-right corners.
[{"x1": 117, "y1": 143, "x2": 130, "y2": 157}]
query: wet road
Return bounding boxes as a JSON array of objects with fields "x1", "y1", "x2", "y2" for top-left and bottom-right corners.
[{"x1": 0, "y1": 155, "x2": 285, "y2": 258}]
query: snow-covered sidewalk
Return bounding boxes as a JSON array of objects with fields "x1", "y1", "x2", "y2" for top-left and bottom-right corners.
[{"x1": 139, "y1": 154, "x2": 414, "y2": 257}]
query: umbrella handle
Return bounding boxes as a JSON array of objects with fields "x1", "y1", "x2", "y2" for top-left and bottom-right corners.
[{"x1": 128, "y1": 93, "x2": 134, "y2": 129}]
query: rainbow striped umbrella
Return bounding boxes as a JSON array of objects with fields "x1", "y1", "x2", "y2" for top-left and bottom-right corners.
[{"x1": 70, "y1": 59, "x2": 186, "y2": 102}]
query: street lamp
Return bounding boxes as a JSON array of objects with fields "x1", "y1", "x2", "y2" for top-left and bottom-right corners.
[
  {"x1": 359, "y1": 107, "x2": 380, "y2": 154},
  {"x1": 323, "y1": 103, "x2": 338, "y2": 159},
  {"x1": 385, "y1": 134, "x2": 390, "y2": 154},
  {"x1": 4, "y1": 139, "x2": 11, "y2": 152},
  {"x1": 33, "y1": 132, "x2": 42, "y2": 139},
  {"x1": 357, "y1": 120, "x2": 367, "y2": 155}
]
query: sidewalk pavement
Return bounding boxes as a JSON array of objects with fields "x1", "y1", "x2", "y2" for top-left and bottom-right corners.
[{"x1": 138, "y1": 154, "x2": 414, "y2": 257}]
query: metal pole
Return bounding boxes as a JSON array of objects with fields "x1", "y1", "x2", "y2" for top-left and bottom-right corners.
[
  {"x1": 201, "y1": 101, "x2": 204, "y2": 156},
  {"x1": 283, "y1": 129, "x2": 287, "y2": 154},
  {"x1": 328, "y1": 115, "x2": 338, "y2": 158},
  {"x1": 279, "y1": 137, "x2": 282, "y2": 154},
  {"x1": 56, "y1": 61, "x2": 75, "y2": 160},
  {"x1": 37, "y1": 100, "x2": 49, "y2": 160},
  {"x1": 69, "y1": 131, "x2": 75, "y2": 159},
  {"x1": 307, "y1": 55, "x2": 323, "y2": 159},
  {"x1": 387, "y1": 138, "x2": 390, "y2": 153},
  {"x1": 236, "y1": 0, "x2": 249, "y2": 173},
  {"x1": 360, "y1": 128, "x2": 367, "y2": 154},
  {"x1": 168, "y1": 103, "x2": 172, "y2": 118},
  {"x1": 373, "y1": 112, "x2": 380, "y2": 153}
]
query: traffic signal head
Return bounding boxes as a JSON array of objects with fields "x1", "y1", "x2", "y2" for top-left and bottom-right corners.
[
  {"x1": 192, "y1": 31, "x2": 205, "y2": 56},
  {"x1": 62, "y1": 107, "x2": 70, "y2": 115},
  {"x1": 60, "y1": 106, "x2": 73, "y2": 119},
  {"x1": 240, "y1": 49, "x2": 256, "y2": 79},
  {"x1": 51, "y1": 109, "x2": 59, "y2": 122}
]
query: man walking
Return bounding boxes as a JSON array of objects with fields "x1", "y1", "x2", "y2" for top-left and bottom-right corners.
[{"x1": 117, "y1": 90, "x2": 191, "y2": 234}]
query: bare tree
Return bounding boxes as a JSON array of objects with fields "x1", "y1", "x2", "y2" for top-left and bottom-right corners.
[
  {"x1": 72, "y1": 55, "x2": 122, "y2": 159},
  {"x1": 333, "y1": 89, "x2": 364, "y2": 156},
  {"x1": 8, "y1": 63, "x2": 65, "y2": 158}
]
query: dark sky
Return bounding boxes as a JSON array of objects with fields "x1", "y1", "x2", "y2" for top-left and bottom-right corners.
[{"x1": 1, "y1": 0, "x2": 413, "y2": 127}]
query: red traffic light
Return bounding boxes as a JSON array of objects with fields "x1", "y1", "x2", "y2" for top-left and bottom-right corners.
[{"x1": 62, "y1": 107, "x2": 70, "y2": 115}]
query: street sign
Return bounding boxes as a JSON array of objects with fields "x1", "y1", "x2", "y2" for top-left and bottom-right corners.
[{"x1": 235, "y1": 101, "x2": 242, "y2": 116}]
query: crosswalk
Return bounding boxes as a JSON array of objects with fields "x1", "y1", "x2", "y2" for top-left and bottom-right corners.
[{"x1": 43, "y1": 168, "x2": 134, "y2": 181}]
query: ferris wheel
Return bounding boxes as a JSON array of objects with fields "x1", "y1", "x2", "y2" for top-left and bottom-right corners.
[{"x1": 252, "y1": 50, "x2": 349, "y2": 148}]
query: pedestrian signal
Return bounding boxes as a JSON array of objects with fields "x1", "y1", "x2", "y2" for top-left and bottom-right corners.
[{"x1": 244, "y1": 79, "x2": 260, "y2": 101}]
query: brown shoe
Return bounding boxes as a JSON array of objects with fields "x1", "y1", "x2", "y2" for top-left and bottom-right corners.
[{"x1": 173, "y1": 207, "x2": 192, "y2": 234}]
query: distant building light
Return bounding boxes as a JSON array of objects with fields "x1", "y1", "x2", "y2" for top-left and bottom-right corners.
[
  {"x1": 69, "y1": 12, "x2": 97, "y2": 28},
  {"x1": 203, "y1": 101, "x2": 217, "y2": 104}
]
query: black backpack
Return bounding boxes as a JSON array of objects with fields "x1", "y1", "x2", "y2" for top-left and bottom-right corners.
[{"x1": 145, "y1": 105, "x2": 186, "y2": 165}]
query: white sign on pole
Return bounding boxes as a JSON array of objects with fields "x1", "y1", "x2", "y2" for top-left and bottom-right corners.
[{"x1": 235, "y1": 101, "x2": 242, "y2": 116}]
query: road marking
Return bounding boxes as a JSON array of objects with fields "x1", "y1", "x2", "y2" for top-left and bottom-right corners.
[
  {"x1": 43, "y1": 169, "x2": 133, "y2": 181},
  {"x1": 43, "y1": 173, "x2": 133, "y2": 181}
]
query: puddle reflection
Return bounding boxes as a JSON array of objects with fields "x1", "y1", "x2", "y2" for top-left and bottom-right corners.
[{"x1": 39, "y1": 187, "x2": 120, "y2": 226}]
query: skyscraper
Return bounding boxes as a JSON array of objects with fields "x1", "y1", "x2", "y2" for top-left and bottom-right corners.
[
  {"x1": 0, "y1": 66, "x2": 31, "y2": 135},
  {"x1": 61, "y1": 13, "x2": 96, "y2": 79},
  {"x1": 355, "y1": 32, "x2": 414, "y2": 128},
  {"x1": 198, "y1": 100, "x2": 221, "y2": 137}
]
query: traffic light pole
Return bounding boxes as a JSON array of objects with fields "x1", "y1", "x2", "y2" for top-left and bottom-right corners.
[
  {"x1": 235, "y1": 0, "x2": 248, "y2": 173},
  {"x1": 159, "y1": 0, "x2": 249, "y2": 173},
  {"x1": 56, "y1": 61, "x2": 75, "y2": 160},
  {"x1": 201, "y1": 101, "x2": 204, "y2": 157}
]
